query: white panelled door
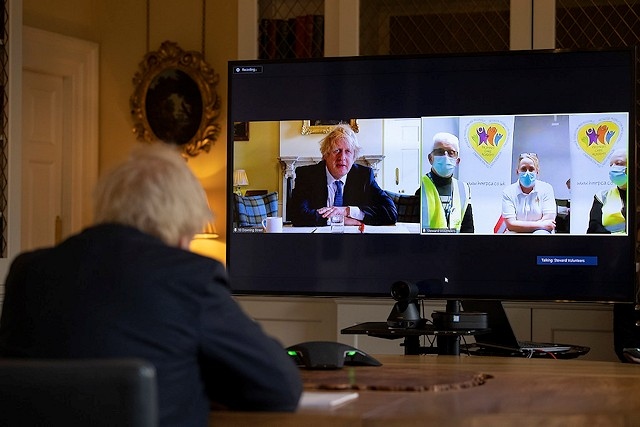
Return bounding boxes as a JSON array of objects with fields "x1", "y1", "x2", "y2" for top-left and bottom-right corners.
[
  {"x1": 20, "y1": 27, "x2": 99, "y2": 252},
  {"x1": 21, "y1": 71, "x2": 64, "y2": 250},
  {"x1": 382, "y1": 118, "x2": 421, "y2": 195}
]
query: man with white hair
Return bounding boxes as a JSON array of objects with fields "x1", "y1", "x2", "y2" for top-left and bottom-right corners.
[
  {"x1": 0, "y1": 142, "x2": 303, "y2": 426},
  {"x1": 418, "y1": 132, "x2": 474, "y2": 233}
]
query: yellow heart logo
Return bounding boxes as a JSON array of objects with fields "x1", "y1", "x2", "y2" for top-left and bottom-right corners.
[
  {"x1": 576, "y1": 120, "x2": 620, "y2": 164},
  {"x1": 467, "y1": 121, "x2": 508, "y2": 165}
]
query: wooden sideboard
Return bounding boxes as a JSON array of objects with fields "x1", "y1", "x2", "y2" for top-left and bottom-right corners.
[{"x1": 237, "y1": 297, "x2": 619, "y2": 361}]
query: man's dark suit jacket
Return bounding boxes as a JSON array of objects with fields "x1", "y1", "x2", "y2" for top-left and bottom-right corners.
[
  {"x1": 0, "y1": 224, "x2": 302, "y2": 427},
  {"x1": 289, "y1": 161, "x2": 397, "y2": 226}
]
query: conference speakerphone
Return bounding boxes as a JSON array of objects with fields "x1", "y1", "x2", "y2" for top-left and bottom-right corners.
[{"x1": 286, "y1": 341, "x2": 382, "y2": 370}]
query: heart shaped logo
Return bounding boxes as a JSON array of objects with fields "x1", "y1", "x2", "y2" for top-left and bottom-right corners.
[
  {"x1": 576, "y1": 120, "x2": 620, "y2": 164},
  {"x1": 467, "y1": 121, "x2": 508, "y2": 165}
]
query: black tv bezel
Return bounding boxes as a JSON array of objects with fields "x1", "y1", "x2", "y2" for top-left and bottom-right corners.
[{"x1": 226, "y1": 48, "x2": 637, "y2": 303}]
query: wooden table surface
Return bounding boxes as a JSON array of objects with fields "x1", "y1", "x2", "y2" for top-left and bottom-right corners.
[{"x1": 210, "y1": 354, "x2": 640, "y2": 427}]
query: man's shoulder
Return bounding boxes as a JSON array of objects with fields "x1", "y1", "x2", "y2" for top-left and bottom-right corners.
[
  {"x1": 350, "y1": 163, "x2": 371, "y2": 172},
  {"x1": 452, "y1": 178, "x2": 472, "y2": 196},
  {"x1": 295, "y1": 161, "x2": 325, "y2": 177},
  {"x1": 596, "y1": 186, "x2": 617, "y2": 202},
  {"x1": 348, "y1": 163, "x2": 373, "y2": 179},
  {"x1": 297, "y1": 161, "x2": 324, "y2": 171},
  {"x1": 451, "y1": 177, "x2": 470, "y2": 187},
  {"x1": 98, "y1": 229, "x2": 228, "y2": 290},
  {"x1": 10, "y1": 247, "x2": 53, "y2": 269},
  {"x1": 74, "y1": 224, "x2": 224, "y2": 273}
]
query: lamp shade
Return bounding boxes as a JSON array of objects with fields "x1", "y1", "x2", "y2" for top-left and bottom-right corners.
[
  {"x1": 233, "y1": 169, "x2": 249, "y2": 187},
  {"x1": 193, "y1": 220, "x2": 219, "y2": 240}
]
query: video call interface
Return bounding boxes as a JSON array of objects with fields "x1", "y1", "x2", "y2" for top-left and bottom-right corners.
[
  {"x1": 232, "y1": 112, "x2": 629, "y2": 237},
  {"x1": 227, "y1": 49, "x2": 636, "y2": 300}
]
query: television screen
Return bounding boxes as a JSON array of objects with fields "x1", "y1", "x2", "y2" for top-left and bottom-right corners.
[{"x1": 227, "y1": 48, "x2": 636, "y2": 302}]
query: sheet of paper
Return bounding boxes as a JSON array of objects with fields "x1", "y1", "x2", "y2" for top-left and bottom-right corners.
[{"x1": 298, "y1": 391, "x2": 359, "y2": 409}]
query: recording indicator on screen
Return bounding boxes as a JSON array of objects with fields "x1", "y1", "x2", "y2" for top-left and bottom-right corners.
[
  {"x1": 537, "y1": 256, "x2": 598, "y2": 266},
  {"x1": 233, "y1": 66, "x2": 263, "y2": 74}
]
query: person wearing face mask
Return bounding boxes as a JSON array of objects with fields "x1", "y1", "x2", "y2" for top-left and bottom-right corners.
[
  {"x1": 501, "y1": 152, "x2": 557, "y2": 234},
  {"x1": 591, "y1": 150, "x2": 639, "y2": 363},
  {"x1": 587, "y1": 149, "x2": 627, "y2": 234},
  {"x1": 418, "y1": 132, "x2": 474, "y2": 233}
]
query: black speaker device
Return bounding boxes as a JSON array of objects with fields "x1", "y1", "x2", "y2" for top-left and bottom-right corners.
[{"x1": 286, "y1": 341, "x2": 382, "y2": 369}]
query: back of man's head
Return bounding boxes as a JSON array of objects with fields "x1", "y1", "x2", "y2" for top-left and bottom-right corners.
[{"x1": 93, "y1": 142, "x2": 212, "y2": 246}]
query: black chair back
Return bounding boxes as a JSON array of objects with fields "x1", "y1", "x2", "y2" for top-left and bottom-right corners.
[
  {"x1": 385, "y1": 190, "x2": 420, "y2": 223},
  {"x1": 0, "y1": 358, "x2": 158, "y2": 427}
]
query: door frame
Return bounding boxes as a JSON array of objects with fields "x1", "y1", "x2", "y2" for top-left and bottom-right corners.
[{"x1": 22, "y1": 26, "x2": 99, "y2": 242}]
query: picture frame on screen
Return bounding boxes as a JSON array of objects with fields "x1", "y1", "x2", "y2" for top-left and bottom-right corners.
[{"x1": 301, "y1": 119, "x2": 359, "y2": 135}]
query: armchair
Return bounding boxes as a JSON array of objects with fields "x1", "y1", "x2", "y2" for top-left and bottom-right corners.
[{"x1": 233, "y1": 191, "x2": 279, "y2": 227}]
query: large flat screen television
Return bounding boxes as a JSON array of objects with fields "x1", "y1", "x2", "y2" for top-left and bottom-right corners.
[{"x1": 227, "y1": 48, "x2": 636, "y2": 303}]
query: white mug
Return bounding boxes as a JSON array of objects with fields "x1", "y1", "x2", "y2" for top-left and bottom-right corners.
[{"x1": 262, "y1": 216, "x2": 283, "y2": 233}]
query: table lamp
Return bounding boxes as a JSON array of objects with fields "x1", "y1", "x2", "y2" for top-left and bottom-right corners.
[
  {"x1": 193, "y1": 220, "x2": 219, "y2": 240},
  {"x1": 233, "y1": 169, "x2": 249, "y2": 195}
]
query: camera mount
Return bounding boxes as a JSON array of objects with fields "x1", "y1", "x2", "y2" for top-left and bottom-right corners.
[{"x1": 386, "y1": 281, "x2": 422, "y2": 329}]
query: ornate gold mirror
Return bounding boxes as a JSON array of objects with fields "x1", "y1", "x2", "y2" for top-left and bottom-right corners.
[
  {"x1": 130, "y1": 41, "x2": 221, "y2": 157},
  {"x1": 301, "y1": 119, "x2": 359, "y2": 135}
]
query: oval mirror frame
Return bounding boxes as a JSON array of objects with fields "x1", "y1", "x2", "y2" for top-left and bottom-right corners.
[{"x1": 130, "y1": 41, "x2": 221, "y2": 157}]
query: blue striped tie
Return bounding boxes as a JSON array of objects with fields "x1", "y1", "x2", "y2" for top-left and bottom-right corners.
[{"x1": 334, "y1": 180, "x2": 344, "y2": 206}]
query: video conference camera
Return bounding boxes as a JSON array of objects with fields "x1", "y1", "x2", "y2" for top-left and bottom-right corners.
[{"x1": 387, "y1": 281, "x2": 423, "y2": 329}]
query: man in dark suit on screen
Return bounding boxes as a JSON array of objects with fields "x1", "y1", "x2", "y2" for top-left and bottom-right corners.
[{"x1": 289, "y1": 125, "x2": 397, "y2": 227}]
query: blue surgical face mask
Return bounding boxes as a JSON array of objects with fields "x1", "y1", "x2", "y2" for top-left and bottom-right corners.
[
  {"x1": 609, "y1": 164, "x2": 627, "y2": 187},
  {"x1": 519, "y1": 171, "x2": 536, "y2": 188},
  {"x1": 432, "y1": 155, "x2": 457, "y2": 178}
]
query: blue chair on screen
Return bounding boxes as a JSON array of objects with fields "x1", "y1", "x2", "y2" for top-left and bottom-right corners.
[{"x1": 234, "y1": 191, "x2": 279, "y2": 227}]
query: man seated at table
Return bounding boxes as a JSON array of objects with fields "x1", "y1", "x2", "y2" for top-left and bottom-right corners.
[
  {"x1": 289, "y1": 125, "x2": 397, "y2": 227},
  {"x1": 0, "y1": 142, "x2": 302, "y2": 426}
]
